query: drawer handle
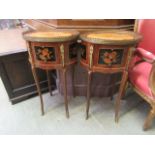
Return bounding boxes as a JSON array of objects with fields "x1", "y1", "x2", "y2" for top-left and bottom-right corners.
[
  {"x1": 60, "y1": 44, "x2": 65, "y2": 67},
  {"x1": 89, "y1": 45, "x2": 93, "y2": 68}
]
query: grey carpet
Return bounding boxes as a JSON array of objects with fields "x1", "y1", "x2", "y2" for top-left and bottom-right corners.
[{"x1": 0, "y1": 77, "x2": 155, "y2": 134}]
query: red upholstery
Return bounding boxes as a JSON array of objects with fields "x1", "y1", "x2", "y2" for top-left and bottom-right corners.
[
  {"x1": 129, "y1": 61, "x2": 153, "y2": 98},
  {"x1": 137, "y1": 20, "x2": 155, "y2": 54},
  {"x1": 129, "y1": 19, "x2": 155, "y2": 99}
]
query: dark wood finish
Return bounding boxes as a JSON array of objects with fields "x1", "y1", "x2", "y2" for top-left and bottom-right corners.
[
  {"x1": 40, "y1": 19, "x2": 134, "y2": 27},
  {"x1": 80, "y1": 31, "x2": 141, "y2": 119},
  {"x1": 25, "y1": 19, "x2": 134, "y2": 31},
  {"x1": 0, "y1": 52, "x2": 56, "y2": 104}
]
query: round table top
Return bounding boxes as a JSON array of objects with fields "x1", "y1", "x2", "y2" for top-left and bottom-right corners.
[
  {"x1": 80, "y1": 30, "x2": 142, "y2": 45},
  {"x1": 23, "y1": 30, "x2": 79, "y2": 42}
]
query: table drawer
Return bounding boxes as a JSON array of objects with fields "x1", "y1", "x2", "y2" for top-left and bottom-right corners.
[{"x1": 98, "y1": 48, "x2": 125, "y2": 67}]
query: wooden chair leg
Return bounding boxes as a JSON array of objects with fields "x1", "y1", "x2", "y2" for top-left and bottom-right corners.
[
  {"x1": 115, "y1": 71, "x2": 128, "y2": 122},
  {"x1": 86, "y1": 70, "x2": 92, "y2": 120},
  {"x1": 31, "y1": 66, "x2": 44, "y2": 115},
  {"x1": 62, "y1": 68, "x2": 70, "y2": 118},
  {"x1": 143, "y1": 108, "x2": 155, "y2": 131},
  {"x1": 46, "y1": 70, "x2": 52, "y2": 96}
]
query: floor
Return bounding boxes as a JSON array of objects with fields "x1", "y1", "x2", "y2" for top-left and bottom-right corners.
[{"x1": 0, "y1": 77, "x2": 155, "y2": 135}]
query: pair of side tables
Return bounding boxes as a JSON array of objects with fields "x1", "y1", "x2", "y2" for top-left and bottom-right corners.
[{"x1": 23, "y1": 30, "x2": 142, "y2": 122}]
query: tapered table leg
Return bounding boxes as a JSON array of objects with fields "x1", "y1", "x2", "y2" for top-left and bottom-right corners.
[
  {"x1": 62, "y1": 68, "x2": 70, "y2": 118},
  {"x1": 86, "y1": 70, "x2": 92, "y2": 120},
  {"x1": 31, "y1": 66, "x2": 44, "y2": 115},
  {"x1": 121, "y1": 81, "x2": 129, "y2": 99},
  {"x1": 115, "y1": 70, "x2": 128, "y2": 122},
  {"x1": 46, "y1": 70, "x2": 53, "y2": 96}
]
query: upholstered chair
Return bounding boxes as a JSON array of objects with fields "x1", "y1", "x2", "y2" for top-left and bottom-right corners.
[{"x1": 129, "y1": 19, "x2": 155, "y2": 130}]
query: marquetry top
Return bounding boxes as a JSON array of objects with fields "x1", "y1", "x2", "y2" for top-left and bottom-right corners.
[
  {"x1": 23, "y1": 30, "x2": 79, "y2": 42},
  {"x1": 80, "y1": 30, "x2": 142, "y2": 45}
]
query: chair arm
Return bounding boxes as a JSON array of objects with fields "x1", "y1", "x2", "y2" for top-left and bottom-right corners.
[
  {"x1": 136, "y1": 48, "x2": 155, "y2": 63},
  {"x1": 129, "y1": 48, "x2": 143, "y2": 70}
]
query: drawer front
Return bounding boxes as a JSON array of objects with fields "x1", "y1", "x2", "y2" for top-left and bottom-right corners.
[
  {"x1": 34, "y1": 46, "x2": 56, "y2": 62},
  {"x1": 97, "y1": 48, "x2": 125, "y2": 67}
]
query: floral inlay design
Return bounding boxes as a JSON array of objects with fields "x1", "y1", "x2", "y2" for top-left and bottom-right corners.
[
  {"x1": 98, "y1": 49, "x2": 124, "y2": 65},
  {"x1": 34, "y1": 46, "x2": 56, "y2": 62}
]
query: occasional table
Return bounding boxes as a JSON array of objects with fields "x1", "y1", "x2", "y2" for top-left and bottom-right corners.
[
  {"x1": 25, "y1": 19, "x2": 135, "y2": 98},
  {"x1": 23, "y1": 30, "x2": 79, "y2": 117},
  {"x1": 80, "y1": 30, "x2": 142, "y2": 120}
]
